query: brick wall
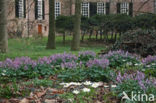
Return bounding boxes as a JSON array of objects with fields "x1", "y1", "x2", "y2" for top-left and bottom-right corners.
[{"x1": 7, "y1": 0, "x2": 155, "y2": 37}]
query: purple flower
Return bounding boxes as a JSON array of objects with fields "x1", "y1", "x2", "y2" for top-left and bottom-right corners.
[
  {"x1": 100, "y1": 50, "x2": 139, "y2": 60},
  {"x1": 142, "y1": 55, "x2": 156, "y2": 65},
  {"x1": 61, "y1": 61, "x2": 77, "y2": 69},
  {"x1": 78, "y1": 51, "x2": 96, "y2": 58},
  {"x1": 116, "y1": 71, "x2": 155, "y2": 91},
  {"x1": 49, "y1": 53, "x2": 77, "y2": 65},
  {"x1": 86, "y1": 59, "x2": 109, "y2": 69}
]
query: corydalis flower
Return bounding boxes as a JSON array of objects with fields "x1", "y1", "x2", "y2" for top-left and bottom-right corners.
[
  {"x1": 78, "y1": 51, "x2": 96, "y2": 58},
  {"x1": 142, "y1": 55, "x2": 156, "y2": 65},
  {"x1": 61, "y1": 61, "x2": 77, "y2": 69},
  {"x1": 86, "y1": 59, "x2": 109, "y2": 69},
  {"x1": 49, "y1": 53, "x2": 77, "y2": 65},
  {"x1": 116, "y1": 71, "x2": 155, "y2": 91},
  {"x1": 0, "y1": 57, "x2": 37, "y2": 70}
]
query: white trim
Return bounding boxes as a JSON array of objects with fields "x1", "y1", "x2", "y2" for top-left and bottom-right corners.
[
  {"x1": 55, "y1": 2, "x2": 61, "y2": 19},
  {"x1": 120, "y1": 2, "x2": 129, "y2": 15},
  {"x1": 97, "y1": 2, "x2": 106, "y2": 15},
  {"x1": 37, "y1": 0, "x2": 43, "y2": 20},
  {"x1": 18, "y1": 0, "x2": 24, "y2": 18},
  {"x1": 81, "y1": 2, "x2": 90, "y2": 17}
]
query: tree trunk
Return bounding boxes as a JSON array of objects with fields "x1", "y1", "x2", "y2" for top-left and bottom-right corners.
[
  {"x1": 0, "y1": 0, "x2": 8, "y2": 53},
  {"x1": 63, "y1": 32, "x2": 66, "y2": 45},
  {"x1": 46, "y1": 0, "x2": 56, "y2": 49},
  {"x1": 71, "y1": 0, "x2": 81, "y2": 51}
]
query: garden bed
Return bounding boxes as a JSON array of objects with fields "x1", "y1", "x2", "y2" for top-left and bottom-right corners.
[{"x1": 0, "y1": 50, "x2": 155, "y2": 103}]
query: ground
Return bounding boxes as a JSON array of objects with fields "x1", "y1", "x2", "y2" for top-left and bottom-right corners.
[{"x1": 0, "y1": 36, "x2": 107, "y2": 61}]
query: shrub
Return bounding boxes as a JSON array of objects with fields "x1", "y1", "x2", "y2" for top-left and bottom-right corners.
[{"x1": 113, "y1": 29, "x2": 156, "y2": 57}]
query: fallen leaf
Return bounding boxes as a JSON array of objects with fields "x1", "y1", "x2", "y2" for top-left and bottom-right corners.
[
  {"x1": 19, "y1": 98, "x2": 29, "y2": 103},
  {"x1": 45, "y1": 99, "x2": 57, "y2": 103}
]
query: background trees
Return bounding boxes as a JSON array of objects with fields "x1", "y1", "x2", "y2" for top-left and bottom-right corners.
[
  {"x1": 71, "y1": 0, "x2": 82, "y2": 51},
  {"x1": 46, "y1": 0, "x2": 56, "y2": 49},
  {"x1": 0, "y1": 0, "x2": 8, "y2": 53}
]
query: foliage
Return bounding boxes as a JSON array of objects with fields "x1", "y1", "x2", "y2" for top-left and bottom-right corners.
[
  {"x1": 100, "y1": 50, "x2": 140, "y2": 68},
  {"x1": 134, "y1": 13, "x2": 156, "y2": 29},
  {"x1": 113, "y1": 29, "x2": 156, "y2": 57},
  {"x1": 78, "y1": 51, "x2": 96, "y2": 64},
  {"x1": 56, "y1": 16, "x2": 74, "y2": 32},
  {"x1": 142, "y1": 56, "x2": 156, "y2": 77},
  {"x1": 114, "y1": 71, "x2": 156, "y2": 103}
]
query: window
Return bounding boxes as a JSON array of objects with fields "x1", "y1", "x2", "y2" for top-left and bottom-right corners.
[
  {"x1": 154, "y1": 0, "x2": 156, "y2": 13},
  {"x1": 55, "y1": 2, "x2": 61, "y2": 18},
  {"x1": 15, "y1": 0, "x2": 25, "y2": 18},
  {"x1": 81, "y1": 2, "x2": 90, "y2": 17},
  {"x1": 37, "y1": 0, "x2": 43, "y2": 20},
  {"x1": 18, "y1": 0, "x2": 24, "y2": 18},
  {"x1": 120, "y1": 2, "x2": 129, "y2": 15},
  {"x1": 97, "y1": 2, "x2": 106, "y2": 15}
]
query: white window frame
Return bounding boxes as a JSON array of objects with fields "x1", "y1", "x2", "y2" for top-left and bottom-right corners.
[
  {"x1": 55, "y1": 2, "x2": 61, "y2": 19},
  {"x1": 18, "y1": 0, "x2": 24, "y2": 18},
  {"x1": 81, "y1": 2, "x2": 90, "y2": 17},
  {"x1": 37, "y1": 0, "x2": 43, "y2": 20},
  {"x1": 120, "y1": 2, "x2": 129, "y2": 15},
  {"x1": 154, "y1": 0, "x2": 156, "y2": 13},
  {"x1": 97, "y1": 2, "x2": 106, "y2": 15}
]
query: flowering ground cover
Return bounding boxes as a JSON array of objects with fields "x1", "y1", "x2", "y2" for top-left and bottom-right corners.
[{"x1": 0, "y1": 50, "x2": 155, "y2": 103}]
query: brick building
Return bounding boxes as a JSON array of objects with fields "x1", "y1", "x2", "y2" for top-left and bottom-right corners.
[{"x1": 7, "y1": 0, "x2": 156, "y2": 37}]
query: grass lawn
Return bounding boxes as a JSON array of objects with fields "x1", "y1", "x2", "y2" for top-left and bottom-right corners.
[{"x1": 0, "y1": 35, "x2": 108, "y2": 61}]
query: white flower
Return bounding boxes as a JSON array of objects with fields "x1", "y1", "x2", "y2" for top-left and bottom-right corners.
[
  {"x1": 64, "y1": 83, "x2": 71, "y2": 88},
  {"x1": 134, "y1": 63, "x2": 139, "y2": 66},
  {"x1": 111, "y1": 85, "x2": 117, "y2": 88},
  {"x1": 82, "y1": 88, "x2": 90, "y2": 92},
  {"x1": 59, "y1": 82, "x2": 66, "y2": 85},
  {"x1": 127, "y1": 62, "x2": 132, "y2": 66},
  {"x1": 146, "y1": 65, "x2": 151, "y2": 68},
  {"x1": 151, "y1": 63, "x2": 156, "y2": 66},
  {"x1": 91, "y1": 83, "x2": 100, "y2": 88},
  {"x1": 1, "y1": 73, "x2": 5, "y2": 76},
  {"x1": 69, "y1": 82, "x2": 81, "y2": 86},
  {"x1": 68, "y1": 98, "x2": 74, "y2": 102},
  {"x1": 123, "y1": 60, "x2": 126, "y2": 62},
  {"x1": 104, "y1": 85, "x2": 109, "y2": 88},
  {"x1": 72, "y1": 90, "x2": 80, "y2": 94},
  {"x1": 83, "y1": 81, "x2": 92, "y2": 86},
  {"x1": 3, "y1": 70, "x2": 6, "y2": 73}
]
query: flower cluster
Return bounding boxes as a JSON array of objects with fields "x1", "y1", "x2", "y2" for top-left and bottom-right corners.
[
  {"x1": 116, "y1": 71, "x2": 156, "y2": 91},
  {"x1": 49, "y1": 53, "x2": 77, "y2": 65},
  {"x1": 78, "y1": 51, "x2": 96, "y2": 58},
  {"x1": 0, "y1": 57, "x2": 37, "y2": 70},
  {"x1": 100, "y1": 50, "x2": 137, "y2": 58},
  {"x1": 142, "y1": 55, "x2": 156, "y2": 68},
  {"x1": 86, "y1": 59, "x2": 109, "y2": 69},
  {"x1": 61, "y1": 61, "x2": 78, "y2": 69},
  {"x1": 142, "y1": 55, "x2": 156, "y2": 64},
  {"x1": 99, "y1": 50, "x2": 140, "y2": 67}
]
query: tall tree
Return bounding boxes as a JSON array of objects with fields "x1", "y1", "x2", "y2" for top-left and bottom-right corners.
[
  {"x1": 0, "y1": 0, "x2": 8, "y2": 53},
  {"x1": 71, "y1": 0, "x2": 81, "y2": 51},
  {"x1": 46, "y1": 0, "x2": 56, "y2": 49}
]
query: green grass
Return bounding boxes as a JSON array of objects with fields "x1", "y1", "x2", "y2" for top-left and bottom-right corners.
[{"x1": 0, "y1": 36, "x2": 107, "y2": 61}]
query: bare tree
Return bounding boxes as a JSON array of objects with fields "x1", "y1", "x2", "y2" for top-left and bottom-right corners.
[
  {"x1": 46, "y1": 0, "x2": 56, "y2": 49},
  {"x1": 71, "y1": 0, "x2": 81, "y2": 51},
  {"x1": 0, "y1": 0, "x2": 8, "y2": 53}
]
